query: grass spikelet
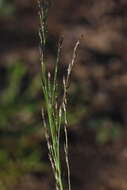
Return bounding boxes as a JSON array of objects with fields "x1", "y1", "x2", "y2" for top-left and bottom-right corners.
[{"x1": 38, "y1": 1, "x2": 79, "y2": 189}]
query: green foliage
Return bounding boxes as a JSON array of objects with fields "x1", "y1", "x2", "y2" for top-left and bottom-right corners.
[
  {"x1": 0, "y1": 0, "x2": 15, "y2": 17},
  {"x1": 89, "y1": 119, "x2": 123, "y2": 144},
  {"x1": 0, "y1": 61, "x2": 45, "y2": 188}
]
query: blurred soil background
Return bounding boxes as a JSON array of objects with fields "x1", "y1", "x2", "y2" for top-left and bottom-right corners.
[{"x1": 1, "y1": 0, "x2": 127, "y2": 189}]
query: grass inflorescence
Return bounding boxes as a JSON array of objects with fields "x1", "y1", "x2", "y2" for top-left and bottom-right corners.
[{"x1": 38, "y1": 0, "x2": 79, "y2": 189}]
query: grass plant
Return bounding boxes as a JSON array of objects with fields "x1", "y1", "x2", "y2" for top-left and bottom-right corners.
[{"x1": 38, "y1": 0, "x2": 79, "y2": 189}]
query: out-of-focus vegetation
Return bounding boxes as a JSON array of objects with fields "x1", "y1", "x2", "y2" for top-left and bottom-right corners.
[
  {"x1": 89, "y1": 119, "x2": 122, "y2": 144},
  {"x1": 0, "y1": 61, "x2": 49, "y2": 189},
  {"x1": 0, "y1": 0, "x2": 15, "y2": 17}
]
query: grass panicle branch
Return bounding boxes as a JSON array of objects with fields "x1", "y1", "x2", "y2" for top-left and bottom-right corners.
[{"x1": 38, "y1": 1, "x2": 79, "y2": 189}]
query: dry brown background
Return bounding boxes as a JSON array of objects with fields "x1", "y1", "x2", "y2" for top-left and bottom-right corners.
[{"x1": 1, "y1": 0, "x2": 127, "y2": 189}]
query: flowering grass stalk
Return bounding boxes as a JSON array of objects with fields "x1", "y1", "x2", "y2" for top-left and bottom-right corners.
[{"x1": 38, "y1": 1, "x2": 79, "y2": 189}]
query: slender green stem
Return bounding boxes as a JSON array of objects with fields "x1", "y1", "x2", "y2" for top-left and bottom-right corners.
[{"x1": 38, "y1": 1, "x2": 79, "y2": 190}]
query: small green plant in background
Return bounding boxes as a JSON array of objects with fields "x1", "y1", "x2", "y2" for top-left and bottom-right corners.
[
  {"x1": 38, "y1": 0, "x2": 79, "y2": 189},
  {"x1": 0, "y1": 0, "x2": 15, "y2": 17},
  {"x1": 89, "y1": 119, "x2": 123, "y2": 144},
  {"x1": 0, "y1": 61, "x2": 46, "y2": 189}
]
